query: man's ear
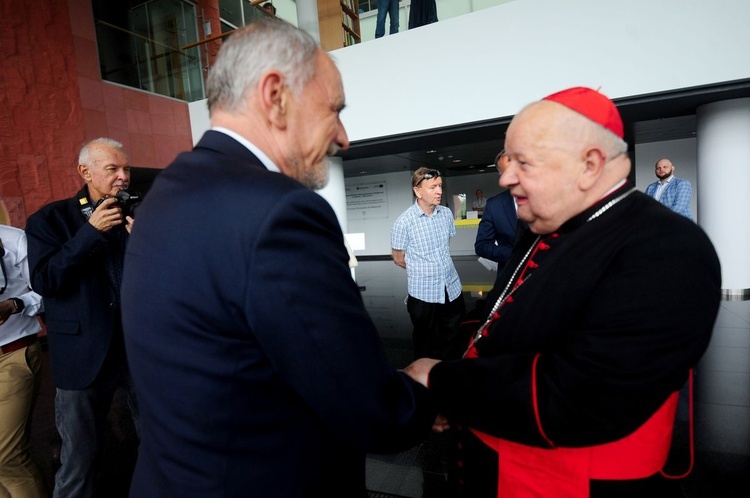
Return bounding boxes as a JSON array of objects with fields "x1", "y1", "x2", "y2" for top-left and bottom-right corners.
[
  {"x1": 579, "y1": 147, "x2": 607, "y2": 190},
  {"x1": 77, "y1": 163, "x2": 91, "y2": 182},
  {"x1": 259, "y1": 70, "x2": 288, "y2": 129}
]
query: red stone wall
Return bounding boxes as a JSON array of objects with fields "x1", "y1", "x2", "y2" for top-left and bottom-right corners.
[{"x1": 0, "y1": 0, "x2": 198, "y2": 227}]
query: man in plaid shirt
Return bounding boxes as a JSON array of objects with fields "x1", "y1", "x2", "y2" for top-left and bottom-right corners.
[
  {"x1": 645, "y1": 158, "x2": 693, "y2": 219},
  {"x1": 391, "y1": 168, "x2": 465, "y2": 361}
]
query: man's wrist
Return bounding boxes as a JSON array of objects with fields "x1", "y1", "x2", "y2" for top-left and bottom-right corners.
[{"x1": 10, "y1": 298, "x2": 24, "y2": 314}]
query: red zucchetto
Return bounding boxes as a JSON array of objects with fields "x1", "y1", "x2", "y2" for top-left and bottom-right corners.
[{"x1": 543, "y1": 87, "x2": 624, "y2": 139}]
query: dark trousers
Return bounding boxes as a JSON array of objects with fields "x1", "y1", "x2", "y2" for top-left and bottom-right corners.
[{"x1": 407, "y1": 290, "x2": 466, "y2": 360}]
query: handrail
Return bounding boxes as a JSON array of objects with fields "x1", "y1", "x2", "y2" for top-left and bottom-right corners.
[
  {"x1": 181, "y1": 28, "x2": 239, "y2": 50},
  {"x1": 181, "y1": 0, "x2": 275, "y2": 51},
  {"x1": 95, "y1": 20, "x2": 185, "y2": 55}
]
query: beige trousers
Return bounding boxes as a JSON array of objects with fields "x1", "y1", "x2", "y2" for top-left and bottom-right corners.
[{"x1": 0, "y1": 341, "x2": 47, "y2": 498}]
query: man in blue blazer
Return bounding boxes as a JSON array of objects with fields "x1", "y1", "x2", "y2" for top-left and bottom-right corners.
[
  {"x1": 26, "y1": 138, "x2": 139, "y2": 498},
  {"x1": 475, "y1": 151, "x2": 520, "y2": 272},
  {"x1": 121, "y1": 19, "x2": 436, "y2": 498},
  {"x1": 644, "y1": 158, "x2": 693, "y2": 219},
  {"x1": 474, "y1": 190, "x2": 518, "y2": 271}
]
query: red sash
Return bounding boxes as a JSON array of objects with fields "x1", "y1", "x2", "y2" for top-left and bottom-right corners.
[{"x1": 470, "y1": 392, "x2": 679, "y2": 498}]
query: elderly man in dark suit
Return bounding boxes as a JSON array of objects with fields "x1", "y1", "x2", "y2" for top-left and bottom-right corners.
[
  {"x1": 26, "y1": 137, "x2": 139, "y2": 498},
  {"x1": 121, "y1": 19, "x2": 436, "y2": 498}
]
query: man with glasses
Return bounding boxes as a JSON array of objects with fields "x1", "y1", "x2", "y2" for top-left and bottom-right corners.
[
  {"x1": 0, "y1": 224, "x2": 46, "y2": 497},
  {"x1": 474, "y1": 151, "x2": 519, "y2": 271},
  {"x1": 391, "y1": 167, "x2": 465, "y2": 361}
]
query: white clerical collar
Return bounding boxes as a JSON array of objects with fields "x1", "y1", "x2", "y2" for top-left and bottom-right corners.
[
  {"x1": 211, "y1": 127, "x2": 280, "y2": 173},
  {"x1": 601, "y1": 179, "x2": 627, "y2": 198}
]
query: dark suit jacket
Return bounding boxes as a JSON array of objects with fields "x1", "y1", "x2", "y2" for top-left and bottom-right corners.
[
  {"x1": 474, "y1": 190, "x2": 517, "y2": 268},
  {"x1": 121, "y1": 131, "x2": 436, "y2": 498},
  {"x1": 26, "y1": 187, "x2": 126, "y2": 390}
]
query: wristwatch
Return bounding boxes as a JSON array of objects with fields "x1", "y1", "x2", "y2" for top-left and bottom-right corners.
[{"x1": 10, "y1": 298, "x2": 24, "y2": 314}]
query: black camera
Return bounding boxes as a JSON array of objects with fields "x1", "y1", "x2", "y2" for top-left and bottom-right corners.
[{"x1": 96, "y1": 189, "x2": 142, "y2": 218}]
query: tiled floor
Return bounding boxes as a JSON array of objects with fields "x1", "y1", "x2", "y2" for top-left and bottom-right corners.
[
  {"x1": 358, "y1": 257, "x2": 750, "y2": 498},
  {"x1": 26, "y1": 257, "x2": 749, "y2": 497}
]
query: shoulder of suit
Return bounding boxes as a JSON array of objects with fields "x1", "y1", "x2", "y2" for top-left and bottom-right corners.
[{"x1": 29, "y1": 196, "x2": 77, "y2": 220}]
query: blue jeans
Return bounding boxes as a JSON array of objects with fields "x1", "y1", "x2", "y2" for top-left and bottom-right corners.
[
  {"x1": 375, "y1": 0, "x2": 400, "y2": 38},
  {"x1": 53, "y1": 376, "x2": 139, "y2": 498}
]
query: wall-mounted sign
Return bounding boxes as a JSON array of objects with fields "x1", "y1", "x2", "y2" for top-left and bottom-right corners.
[{"x1": 346, "y1": 182, "x2": 388, "y2": 220}]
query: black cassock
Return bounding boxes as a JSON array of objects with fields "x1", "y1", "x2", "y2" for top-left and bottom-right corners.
[{"x1": 429, "y1": 184, "x2": 721, "y2": 497}]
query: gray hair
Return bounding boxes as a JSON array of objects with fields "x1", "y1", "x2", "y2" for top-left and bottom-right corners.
[
  {"x1": 596, "y1": 126, "x2": 628, "y2": 160},
  {"x1": 206, "y1": 18, "x2": 319, "y2": 114},
  {"x1": 78, "y1": 138, "x2": 125, "y2": 166}
]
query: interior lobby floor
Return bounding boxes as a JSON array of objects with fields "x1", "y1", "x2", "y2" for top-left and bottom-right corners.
[
  {"x1": 357, "y1": 257, "x2": 750, "y2": 498},
  {"x1": 26, "y1": 257, "x2": 749, "y2": 497}
]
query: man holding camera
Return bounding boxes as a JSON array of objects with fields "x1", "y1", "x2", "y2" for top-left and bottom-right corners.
[{"x1": 25, "y1": 137, "x2": 139, "y2": 498}]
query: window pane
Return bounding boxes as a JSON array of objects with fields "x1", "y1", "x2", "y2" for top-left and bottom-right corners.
[{"x1": 93, "y1": 0, "x2": 205, "y2": 102}]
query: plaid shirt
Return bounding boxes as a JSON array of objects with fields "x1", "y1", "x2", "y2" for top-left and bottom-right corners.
[
  {"x1": 645, "y1": 176, "x2": 693, "y2": 220},
  {"x1": 391, "y1": 202, "x2": 462, "y2": 303}
]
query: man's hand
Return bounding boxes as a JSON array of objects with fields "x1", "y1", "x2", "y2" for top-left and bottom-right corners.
[
  {"x1": 0, "y1": 300, "x2": 15, "y2": 326},
  {"x1": 432, "y1": 413, "x2": 450, "y2": 433},
  {"x1": 125, "y1": 216, "x2": 134, "y2": 234},
  {"x1": 403, "y1": 357, "x2": 441, "y2": 388},
  {"x1": 391, "y1": 249, "x2": 406, "y2": 269},
  {"x1": 88, "y1": 197, "x2": 123, "y2": 233}
]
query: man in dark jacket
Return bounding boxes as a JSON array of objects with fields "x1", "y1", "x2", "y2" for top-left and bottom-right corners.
[
  {"x1": 26, "y1": 137, "x2": 139, "y2": 498},
  {"x1": 474, "y1": 152, "x2": 519, "y2": 271},
  {"x1": 121, "y1": 19, "x2": 436, "y2": 498}
]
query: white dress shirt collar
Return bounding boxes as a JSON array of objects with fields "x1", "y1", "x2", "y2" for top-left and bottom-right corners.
[{"x1": 211, "y1": 127, "x2": 280, "y2": 173}]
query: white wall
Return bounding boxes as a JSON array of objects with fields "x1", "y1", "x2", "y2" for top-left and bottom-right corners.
[
  {"x1": 445, "y1": 172, "x2": 503, "y2": 214},
  {"x1": 188, "y1": 0, "x2": 748, "y2": 255},
  {"x1": 345, "y1": 170, "x2": 413, "y2": 255},
  {"x1": 273, "y1": 0, "x2": 298, "y2": 25},
  {"x1": 333, "y1": 0, "x2": 750, "y2": 142},
  {"x1": 357, "y1": 0, "x2": 515, "y2": 42},
  {"x1": 188, "y1": 100, "x2": 210, "y2": 146},
  {"x1": 344, "y1": 169, "x2": 506, "y2": 257}
]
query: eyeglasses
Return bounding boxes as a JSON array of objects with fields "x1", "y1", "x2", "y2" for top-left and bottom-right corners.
[
  {"x1": 495, "y1": 149, "x2": 509, "y2": 175},
  {"x1": 415, "y1": 169, "x2": 441, "y2": 186}
]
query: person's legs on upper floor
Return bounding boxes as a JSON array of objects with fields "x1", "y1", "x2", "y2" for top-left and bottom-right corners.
[
  {"x1": 388, "y1": 0, "x2": 400, "y2": 35},
  {"x1": 375, "y1": 0, "x2": 399, "y2": 38}
]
